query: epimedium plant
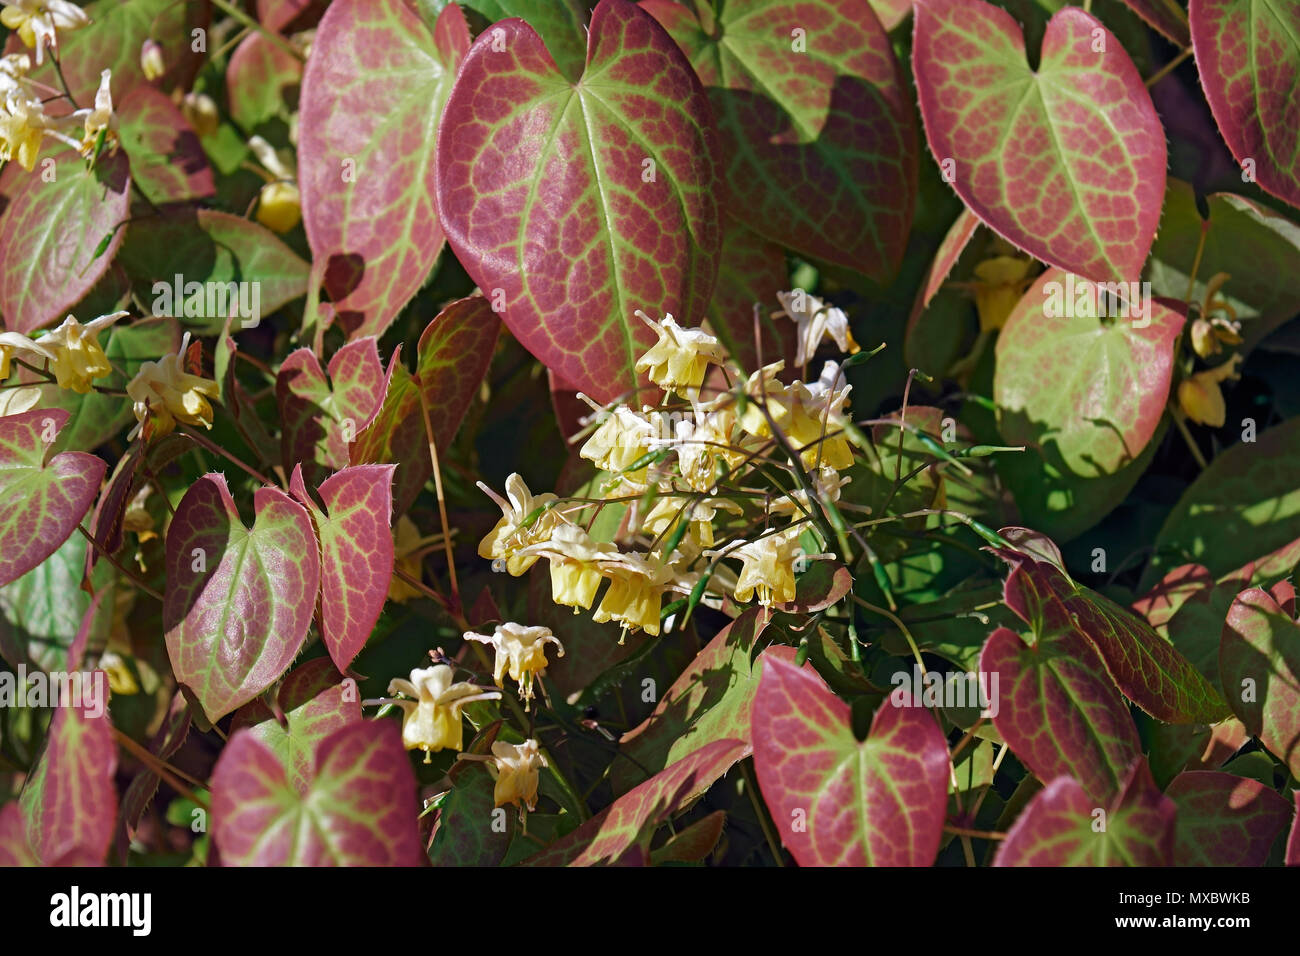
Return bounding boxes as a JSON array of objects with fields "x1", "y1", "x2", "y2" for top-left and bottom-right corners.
[{"x1": 0, "y1": 0, "x2": 1296, "y2": 869}]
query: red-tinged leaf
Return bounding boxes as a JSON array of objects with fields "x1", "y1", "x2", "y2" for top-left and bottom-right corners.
[
  {"x1": 643, "y1": 0, "x2": 916, "y2": 279},
  {"x1": 19, "y1": 698, "x2": 117, "y2": 866},
  {"x1": 436, "y1": 0, "x2": 721, "y2": 404},
  {"x1": 115, "y1": 692, "x2": 192, "y2": 860},
  {"x1": 119, "y1": 207, "x2": 310, "y2": 333},
  {"x1": 211, "y1": 720, "x2": 423, "y2": 866},
  {"x1": 350, "y1": 296, "x2": 500, "y2": 512},
  {"x1": 0, "y1": 803, "x2": 38, "y2": 866},
  {"x1": 259, "y1": 0, "x2": 323, "y2": 32},
  {"x1": 299, "y1": 0, "x2": 469, "y2": 338},
  {"x1": 164, "y1": 474, "x2": 321, "y2": 722},
  {"x1": 1288, "y1": 792, "x2": 1300, "y2": 865},
  {"x1": 230, "y1": 658, "x2": 362, "y2": 794},
  {"x1": 775, "y1": 563, "x2": 853, "y2": 614},
  {"x1": 1220, "y1": 587, "x2": 1300, "y2": 778},
  {"x1": 277, "y1": 337, "x2": 387, "y2": 484},
  {"x1": 0, "y1": 151, "x2": 130, "y2": 334},
  {"x1": 1133, "y1": 562, "x2": 1215, "y2": 633},
  {"x1": 1191, "y1": 0, "x2": 1300, "y2": 209},
  {"x1": 1142, "y1": 417, "x2": 1300, "y2": 590},
  {"x1": 998, "y1": 550, "x2": 1230, "y2": 724},
  {"x1": 1165, "y1": 771, "x2": 1292, "y2": 866},
  {"x1": 289, "y1": 464, "x2": 394, "y2": 672},
  {"x1": 994, "y1": 762, "x2": 1176, "y2": 866},
  {"x1": 522, "y1": 738, "x2": 748, "y2": 866},
  {"x1": 117, "y1": 85, "x2": 213, "y2": 205},
  {"x1": 911, "y1": 207, "x2": 980, "y2": 318},
  {"x1": 616, "y1": 606, "x2": 771, "y2": 791},
  {"x1": 752, "y1": 646, "x2": 949, "y2": 866},
  {"x1": 867, "y1": 0, "x2": 911, "y2": 31},
  {"x1": 705, "y1": 219, "x2": 798, "y2": 375},
  {"x1": 1147, "y1": 181, "x2": 1300, "y2": 352},
  {"x1": 464, "y1": 0, "x2": 590, "y2": 81},
  {"x1": 1149, "y1": 718, "x2": 1249, "y2": 787},
  {"x1": 981, "y1": 625, "x2": 1142, "y2": 803},
  {"x1": 1120, "y1": 0, "x2": 1191, "y2": 46},
  {"x1": 227, "y1": 31, "x2": 303, "y2": 131},
  {"x1": 0, "y1": 409, "x2": 106, "y2": 589},
  {"x1": 995, "y1": 269, "x2": 1184, "y2": 475},
  {"x1": 17, "y1": 0, "x2": 207, "y2": 103},
  {"x1": 913, "y1": 0, "x2": 1165, "y2": 281},
  {"x1": 648, "y1": 808, "x2": 726, "y2": 865}
]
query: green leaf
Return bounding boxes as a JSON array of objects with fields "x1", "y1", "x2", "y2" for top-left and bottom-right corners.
[{"x1": 1220, "y1": 587, "x2": 1300, "y2": 778}]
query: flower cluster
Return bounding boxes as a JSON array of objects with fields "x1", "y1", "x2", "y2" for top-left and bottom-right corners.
[{"x1": 475, "y1": 293, "x2": 857, "y2": 637}]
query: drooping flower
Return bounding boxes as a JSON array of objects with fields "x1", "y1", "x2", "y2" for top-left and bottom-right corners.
[
  {"x1": 387, "y1": 662, "x2": 501, "y2": 761},
  {"x1": 579, "y1": 404, "x2": 659, "y2": 482},
  {"x1": 489, "y1": 738, "x2": 547, "y2": 812},
  {"x1": 641, "y1": 495, "x2": 741, "y2": 552},
  {"x1": 477, "y1": 473, "x2": 559, "y2": 575},
  {"x1": 786, "y1": 361, "x2": 854, "y2": 470},
  {"x1": 181, "y1": 91, "x2": 218, "y2": 137},
  {"x1": 770, "y1": 465, "x2": 851, "y2": 516},
  {"x1": 0, "y1": 52, "x2": 31, "y2": 95},
  {"x1": 0, "y1": 329, "x2": 54, "y2": 381},
  {"x1": 0, "y1": 0, "x2": 89, "y2": 65},
  {"x1": 518, "y1": 522, "x2": 617, "y2": 612},
  {"x1": 775, "y1": 290, "x2": 861, "y2": 367},
  {"x1": 0, "y1": 85, "x2": 47, "y2": 170},
  {"x1": 591, "y1": 550, "x2": 689, "y2": 638},
  {"x1": 672, "y1": 399, "x2": 743, "y2": 493},
  {"x1": 463, "y1": 622, "x2": 564, "y2": 706},
  {"x1": 1178, "y1": 354, "x2": 1243, "y2": 428},
  {"x1": 257, "y1": 180, "x2": 301, "y2": 234},
  {"x1": 38, "y1": 311, "x2": 127, "y2": 393},
  {"x1": 727, "y1": 524, "x2": 805, "y2": 607},
  {"x1": 126, "y1": 332, "x2": 220, "y2": 437},
  {"x1": 633, "y1": 310, "x2": 727, "y2": 396}
]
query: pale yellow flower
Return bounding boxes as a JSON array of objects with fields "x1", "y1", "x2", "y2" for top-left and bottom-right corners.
[
  {"x1": 126, "y1": 332, "x2": 220, "y2": 437},
  {"x1": 518, "y1": 522, "x2": 616, "y2": 612},
  {"x1": 591, "y1": 551, "x2": 690, "y2": 638},
  {"x1": 463, "y1": 622, "x2": 564, "y2": 707},
  {"x1": 0, "y1": 0, "x2": 89, "y2": 65},
  {"x1": 477, "y1": 473, "x2": 559, "y2": 575},
  {"x1": 580, "y1": 404, "x2": 658, "y2": 481},
  {"x1": 257, "y1": 181, "x2": 301, "y2": 234},
  {"x1": 38, "y1": 311, "x2": 127, "y2": 394},
  {"x1": 633, "y1": 310, "x2": 726, "y2": 396},
  {"x1": 770, "y1": 465, "x2": 851, "y2": 516},
  {"x1": 0, "y1": 329, "x2": 54, "y2": 381},
  {"x1": 0, "y1": 86, "x2": 46, "y2": 170},
  {"x1": 140, "y1": 39, "x2": 165, "y2": 82},
  {"x1": 79, "y1": 69, "x2": 114, "y2": 156},
  {"x1": 1178, "y1": 354, "x2": 1243, "y2": 428},
  {"x1": 489, "y1": 738, "x2": 547, "y2": 812},
  {"x1": 775, "y1": 290, "x2": 860, "y2": 366},
  {"x1": 727, "y1": 525, "x2": 804, "y2": 607},
  {"x1": 969, "y1": 256, "x2": 1035, "y2": 332},
  {"x1": 672, "y1": 399, "x2": 743, "y2": 493},
  {"x1": 181, "y1": 91, "x2": 218, "y2": 137},
  {"x1": 387, "y1": 663, "x2": 501, "y2": 761}
]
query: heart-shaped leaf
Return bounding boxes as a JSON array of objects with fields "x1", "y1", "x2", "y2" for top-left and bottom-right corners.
[
  {"x1": 994, "y1": 762, "x2": 1175, "y2": 865},
  {"x1": 0, "y1": 151, "x2": 130, "y2": 334},
  {"x1": 211, "y1": 720, "x2": 423, "y2": 866},
  {"x1": 997, "y1": 550, "x2": 1229, "y2": 724},
  {"x1": 18, "y1": 696, "x2": 117, "y2": 866},
  {"x1": 0, "y1": 409, "x2": 106, "y2": 589},
  {"x1": 643, "y1": 0, "x2": 917, "y2": 279},
  {"x1": 259, "y1": 0, "x2": 320, "y2": 32},
  {"x1": 521, "y1": 738, "x2": 748, "y2": 866},
  {"x1": 616, "y1": 605, "x2": 771, "y2": 790},
  {"x1": 913, "y1": 0, "x2": 1165, "y2": 281},
  {"x1": 119, "y1": 207, "x2": 310, "y2": 333},
  {"x1": 435, "y1": 0, "x2": 721, "y2": 404},
  {"x1": 230, "y1": 658, "x2": 362, "y2": 794},
  {"x1": 288, "y1": 464, "x2": 394, "y2": 672},
  {"x1": 752, "y1": 646, "x2": 949, "y2": 866},
  {"x1": 350, "y1": 296, "x2": 500, "y2": 512},
  {"x1": 277, "y1": 337, "x2": 387, "y2": 484},
  {"x1": 117, "y1": 85, "x2": 214, "y2": 205},
  {"x1": 705, "y1": 219, "x2": 798, "y2": 375},
  {"x1": 995, "y1": 268, "x2": 1184, "y2": 475},
  {"x1": 299, "y1": 0, "x2": 469, "y2": 338},
  {"x1": 981, "y1": 625, "x2": 1142, "y2": 802},
  {"x1": 1142, "y1": 417, "x2": 1300, "y2": 590},
  {"x1": 1190, "y1": 0, "x2": 1300, "y2": 209},
  {"x1": 1220, "y1": 587, "x2": 1300, "y2": 777},
  {"x1": 462, "y1": 0, "x2": 590, "y2": 81},
  {"x1": 164, "y1": 474, "x2": 321, "y2": 722},
  {"x1": 1165, "y1": 771, "x2": 1292, "y2": 866}
]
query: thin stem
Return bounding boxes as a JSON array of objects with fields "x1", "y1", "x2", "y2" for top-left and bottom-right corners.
[
  {"x1": 1170, "y1": 406, "x2": 1209, "y2": 470},
  {"x1": 112, "y1": 728, "x2": 208, "y2": 810},
  {"x1": 1145, "y1": 45, "x2": 1194, "y2": 88},
  {"x1": 209, "y1": 0, "x2": 305, "y2": 61},
  {"x1": 77, "y1": 524, "x2": 163, "y2": 601},
  {"x1": 852, "y1": 595, "x2": 926, "y2": 675},
  {"x1": 178, "y1": 427, "x2": 276, "y2": 487},
  {"x1": 943, "y1": 825, "x2": 1006, "y2": 841},
  {"x1": 741, "y1": 757, "x2": 785, "y2": 866},
  {"x1": 416, "y1": 387, "x2": 462, "y2": 615}
]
